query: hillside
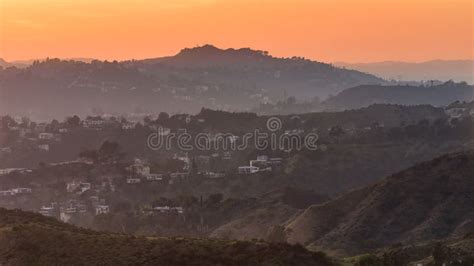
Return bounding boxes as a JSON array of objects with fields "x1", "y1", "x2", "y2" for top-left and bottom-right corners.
[
  {"x1": 285, "y1": 151, "x2": 474, "y2": 257},
  {"x1": 0, "y1": 45, "x2": 382, "y2": 120},
  {"x1": 0, "y1": 208, "x2": 333, "y2": 266},
  {"x1": 323, "y1": 81, "x2": 474, "y2": 111},
  {"x1": 210, "y1": 187, "x2": 329, "y2": 241}
]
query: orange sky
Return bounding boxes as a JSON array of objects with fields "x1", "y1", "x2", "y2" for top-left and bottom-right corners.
[{"x1": 0, "y1": 0, "x2": 473, "y2": 63}]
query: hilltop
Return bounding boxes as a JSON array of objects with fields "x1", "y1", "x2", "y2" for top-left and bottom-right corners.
[
  {"x1": 0, "y1": 208, "x2": 333, "y2": 266},
  {"x1": 0, "y1": 45, "x2": 382, "y2": 119},
  {"x1": 285, "y1": 151, "x2": 474, "y2": 257}
]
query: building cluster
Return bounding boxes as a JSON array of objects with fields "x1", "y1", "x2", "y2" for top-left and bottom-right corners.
[
  {"x1": 0, "y1": 187, "x2": 32, "y2": 197},
  {"x1": 148, "y1": 206, "x2": 184, "y2": 214},
  {"x1": 0, "y1": 168, "x2": 32, "y2": 176},
  {"x1": 39, "y1": 196, "x2": 110, "y2": 222},
  {"x1": 238, "y1": 155, "x2": 283, "y2": 174}
]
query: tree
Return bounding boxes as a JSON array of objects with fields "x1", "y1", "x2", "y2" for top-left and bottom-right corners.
[
  {"x1": 329, "y1": 125, "x2": 345, "y2": 143},
  {"x1": 158, "y1": 112, "x2": 170, "y2": 121},
  {"x1": 143, "y1": 116, "x2": 152, "y2": 126},
  {"x1": 1, "y1": 115, "x2": 16, "y2": 128},
  {"x1": 79, "y1": 150, "x2": 99, "y2": 163},
  {"x1": 66, "y1": 115, "x2": 81, "y2": 127},
  {"x1": 207, "y1": 193, "x2": 223, "y2": 205},
  {"x1": 99, "y1": 141, "x2": 124, "y2": 163}
]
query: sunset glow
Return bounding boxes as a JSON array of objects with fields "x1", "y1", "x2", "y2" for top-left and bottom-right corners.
[{"x1": 1, "y1": 0, "x2": 473, "y2": 62}]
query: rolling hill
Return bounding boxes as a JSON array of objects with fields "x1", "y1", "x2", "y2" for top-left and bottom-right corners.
[
  {"x1": 0, "y1": 208, "x2": 333, "y2": 266},
  {"x1": 285, "y1": 151, "x2": 474, "y2": 257},
  {"x1": 0, "y1": 45, "x2": 383, "y2": 120},
  {"x1": 210, "y1": 187, "x2": 329, "y2": 241},
  {"x1": 323, "y1": 81, "x2": 474, "y2": 111}
]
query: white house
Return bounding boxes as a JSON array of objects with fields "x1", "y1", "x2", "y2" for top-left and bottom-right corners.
[
  {"x1": 95, "y1": 205, "x2": 110, "y2": 215},
  {"x1": 145, "y1": 173, "x2": 163, "y2": 181},
  {"x1": 0, "y1": 168, "x2": 30, "y2": 176},
  {"x1": 38, "y1": 144, "x2": 50, "y2": 152},
  {"x1": 127, "y1": 159, "x2": 151, "y2": 176},
  {"x1": 205, "y1": 172, "x2": 226, "y2": 179},
  {"x1": 39, "y1": 206, "x2": 55, "y2": 217},
  {"x1": 38, "y1": 133, "x2": 54, "y2": 140},
  {"x1": 126, "y1": 177, "x2": 141, "y2": 184},
  {"x1": 158, "y1": 127, "x2": 171, "y2": 136},
  {"x1": 121, "y1": 122, "x2": 135, "y2": 130},
  {"x1": 11, "y1": 188, "x2": 32, "y2": 194},
  {"x1": 66, "y1": 181, "x2": 91, "y2": 194},
  {"x1": 169, "y1": 172, "x2": 188, "y2": 179},
  {"x1": 153, "y1": 206, "x2": 171, "y2": 213},
  {"x1": 152, "y1": 206, "x2": 184, "y2": 214},
  {"x1": 238, "y1": 166, "x2": 259, "y2": 174},
  {"x1": 0, "y1": 190, "x2": 14, "y2": 197},
  {"x1": 0, "y1": 147, "x2": 12, "y2": 154}
]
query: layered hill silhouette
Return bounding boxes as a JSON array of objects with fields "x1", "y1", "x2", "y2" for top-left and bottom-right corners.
[
  {"x1": 323, "y1": 81, "x2": 474, "y2": 111},
  {"x1": 0, "y1": 45, "x2": 382, "y2": 119},
  {"x1": 285, "y1": 151, "x2": 474, "y2": 257},
  {"x1": 0, "y1": 208, "x2": 333, "y2": 266},
  {"x1": 336, "y1": 60, "x2": 474, "y2": 84}
]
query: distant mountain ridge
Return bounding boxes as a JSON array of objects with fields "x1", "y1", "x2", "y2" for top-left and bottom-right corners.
[
  {"x1": 0, "y1": 57, "x2": 95, "y2": 68},
  {"x1": 0, "y1": 58, "x2": 29, "y2": 69},
  {"x1": 335, "y1": 60, "x2": 474, "y2": 83},
  {"x1": 0, "y1": 45, "x2": 383, "y2": 119},
  {"x1": 323, "y1": 81, "x2": 474, "y2": 111}
]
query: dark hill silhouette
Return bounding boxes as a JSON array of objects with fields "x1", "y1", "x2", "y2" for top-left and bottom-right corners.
[
  {"x1": 323, "y1": 81, "x2": 474, "y2": 111},
  {"x1": 0, "y1": 208, "x2": 333, "y2": 266},
  {"x1": 286, "y1": 151, "x2": 474, "y2": 257},
  {"x1": 0, "y1": 46, "x2": 383, "y2": 119}
]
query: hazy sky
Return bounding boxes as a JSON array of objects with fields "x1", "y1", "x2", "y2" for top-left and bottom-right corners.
[{"x1": 0, "y1": 0, "x2": 472, "y2": 63}]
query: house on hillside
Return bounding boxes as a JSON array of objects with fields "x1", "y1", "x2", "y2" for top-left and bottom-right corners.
[
  {"x1": 126, "y1": 177, "x2": 141, "y2": 184},
  {"x1": 152, "y1": 206, "x2": 184, "y2": 214},
  {"x1": 11, "y1": 188, "x2": 32, "y2": 195},
  {"x1": 0, "y1": 147, "x2": 12, "y2": 154},
  {"x1": 121, "y1": 121, "x2": 135, "y2": 130},
  {"x1": 238, "y1": 166, "x2": 259, "y2": 174},
  {"x1": 38, "y1": 144, "x2": 50, "y2": 152},
  {"x1": 126, "y1": 159, "x2": 151, "y2": 176},
  {"x1": 0, "y1": 190, "x2": 14, "y2": 197},
  {"x1": 0, "y1": 168, "x2": 31, "y2": 176},
  {"x1": 205, "y1": 172, "x2": 226, "y2": 179},
  {"x1": 38, "y1": 133, "x2": 54, "y2": 140},
  {"x1": 145, "y1": 173, "x2": 163, "y2": 181},
  {"x1": 66, "y1": 181, "x2": 91, "y2": 194},
  {"x1": 39, "y1": 203, "x2": 58, "y2": 217},
  {"x1": 95, "y1": 205, "x2": 110, "y2": 215}
]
